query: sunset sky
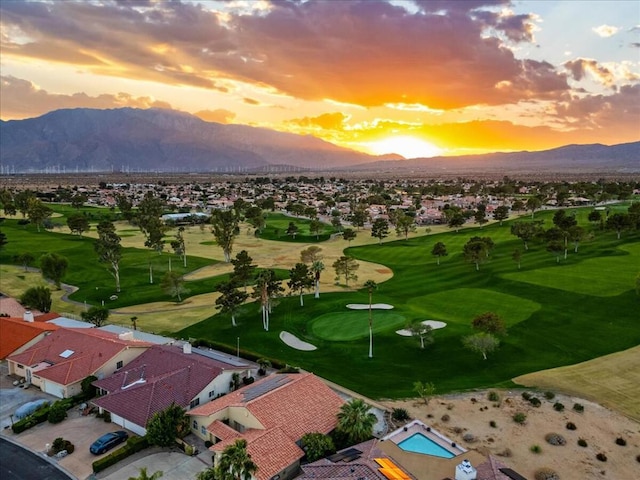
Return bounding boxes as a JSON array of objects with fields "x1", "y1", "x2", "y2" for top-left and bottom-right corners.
[{"x1": 1, "y1": 0, "x2": 639, "y2": 158}]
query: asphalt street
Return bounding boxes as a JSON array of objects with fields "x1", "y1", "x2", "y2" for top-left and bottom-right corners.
[{"x1": 0, "y1": 437, "x2": 74, "y2": 480}]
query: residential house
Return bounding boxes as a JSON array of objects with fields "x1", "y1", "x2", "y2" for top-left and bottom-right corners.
[
  {"x1": 91, "y1": 343, "x2": 249, "y2": 436},
  {"x1": 6, "y1": 328, "x2": 150, "y2": 398},
  {"x1": 0, "y1": 315, "x2": 59, "y2": 359},
  {"x1": 188, "y1": 372, "x2": 345, "y2": 480}
]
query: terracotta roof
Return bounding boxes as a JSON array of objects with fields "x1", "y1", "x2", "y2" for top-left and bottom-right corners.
[
  {"x1": 476, "y1": 455, "x2": 520, "y2": 480},
  {"x1": 298, "y1": 440, "x2": 392, "y2": 480},
  {"x1": 92, "y1": 344, "x2": 237, "y2": 428},
  {"x1": 7, "y1": 328, "x2": 150, "y2": 386},
  {"x1": 33, "y1": 312, "x2": 63, "y2": 322},
  {"x1": 190, "y1": 373, "x2": 344, "y2": 480},
  {"x1": 0, "y1": 317, "x2": 59, "y2": 359}
]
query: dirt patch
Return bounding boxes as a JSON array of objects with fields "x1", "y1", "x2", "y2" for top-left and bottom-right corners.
[
  {"x1": 376, "y1": 268, "x2": 392, "y2": 274},
  {"x1": 385, "y1": 391, "x2": 639, "y2": 480}
]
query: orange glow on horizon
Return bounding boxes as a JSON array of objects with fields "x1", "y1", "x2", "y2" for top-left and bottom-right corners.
[{"x1": 362, "y1": 135, "x2": 444, "y2": 159}]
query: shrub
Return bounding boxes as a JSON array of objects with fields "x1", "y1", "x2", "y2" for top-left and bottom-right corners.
[
  {"x1": 572, "y1": 403, "x2": 584, "y2": 413},
  {"x1": 12, "y1": 404, "x2": 51, "y2": 433},
  {"x1": 463, "y1": 433, "x2": 476, "y2": 443},
  {"x1": 65, "y1": 442, "x2": 75, "y2": 454},
  {"x1": 391, "y1": 408, "x2": 410, "y2": 422},
  {"x1": 577, "y1": 438, "x2": 588, "y2": 447},
  {"x1": 615, "y1": 437, "x2": 627, "y2": 446},
  {"x1": 566, "y1": 422, "x2": 577, "y2": 430},
  {"x1": 636, "y1": 454, "x2": 640, "y2": 463},
  {"x1": 535, "y1": 467, "x2": 560, "y2": 480},
  {"x1": 52, "y1": 437, "x2": 65, "y2": 451},
  {"x1": 48, "y1": 404, "x2": 67, "y2": 424},
  {"x1": 545, "y1": 433, "x2": 566, "y2": 446},
  {"x1": 513, "y1": 412, "x2": 527, "y2": 424},
  {"x1": 242, "y1": 376, "x2": 255, "y2": 385},
  {"x1": 530, "y1": 444, "x2": 542, "y2": 453},
  {"x1": 487, "y1": 391, "x2": 500, "y2": 402},
  {"x1": 441, "y1": 414, "x2": 450, "y2": 422},
  {"x1": 529, "y1": 397, "x2": 541, "y2": 407},
  {"x1": 553, "y1": 402, "x2": 565, "y2": 412},
  {"x1": 596, "y1": 453, "x2": 607, "y2": 462},
  {"x1": 544, "y1": 391, "x2": 556, "y2": 400},
  {"x1": 521, "y1": 392, "x2": 532, "y2": 401},
  {"x1": 489, "y1": 420, "x2": 497, "y2": 428},
  {"x1": 204, "y1": 440, "x2": 213, "y2": 448},
  {"x1": 497, "y1": 447, "x2": 512, "y2": 457}
]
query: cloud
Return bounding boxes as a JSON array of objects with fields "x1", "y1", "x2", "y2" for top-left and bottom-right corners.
[
  {"x1": 0, "y1": 75, "x2": 172, "y2": 119},
  {"x1": 592, "y1": 25, "x2": 619, "y2": 38},
  {"x1": 193, "y1": 109, "x2": 236, "y2": 124},
  {"x1": 242, "y1": 97, "x2": 261, "y2": 105},
  {"x1": 0, "y1": 0, "x2": 566, "y2": 110},
  {"x1": 564, "y1": 58, "x2": 616, "y2": 87},
  {"x1": 287, "y1": 112, "x2": 349, "y2": 130}
]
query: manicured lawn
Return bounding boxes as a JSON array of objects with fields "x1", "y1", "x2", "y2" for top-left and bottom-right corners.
[
  {"x1": 407, "y1": 288, "x2": 540, "y2": 325},
  {"x1": 178, "y1": 205, "x2": 640, "y2": 399},
  {"x1": 310, "y1": 310, "x2": 407, "y2": 341},
  {"x1": 257, "y1": 213, "x2": 337, "y2": 242}
]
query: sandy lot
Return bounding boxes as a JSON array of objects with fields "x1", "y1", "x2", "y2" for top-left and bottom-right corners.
[{"x1": 385, "y1": 390, "x2": 640, "y2": 480}]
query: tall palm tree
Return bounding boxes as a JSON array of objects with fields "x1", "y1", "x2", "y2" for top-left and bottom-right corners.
[
  {"x1": 217, "y1": 439, "x2": 258, "y2": 480},
  {"x1": 363, "y1": 280, "x2": 377, "y2": 358},
  {"x1": 336, "y1": 398, "x2": 377, "y2": 445}
]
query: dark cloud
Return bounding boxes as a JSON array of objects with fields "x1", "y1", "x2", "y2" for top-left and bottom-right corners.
[
  {"x1": 564, "y1": 58, "x2": 615, "y2": 87},
  {"x1": 0, "y1": 0, "x2": 566, "y2": 110},
  {"x1": 242, "y1": 97, "x2": 261, "y2": 105},
  {"x1": 0, "y1": 75, "x2": 172, "y2": 119}
]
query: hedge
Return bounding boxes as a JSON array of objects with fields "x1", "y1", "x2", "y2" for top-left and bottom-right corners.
[{"x1": 92, "y1": 436, "x2": 149, "y2": 473}]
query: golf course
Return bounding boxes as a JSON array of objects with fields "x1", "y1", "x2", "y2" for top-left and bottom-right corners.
[{"x1": 1, "y1": 203, "x2": 639, "y2": 419}]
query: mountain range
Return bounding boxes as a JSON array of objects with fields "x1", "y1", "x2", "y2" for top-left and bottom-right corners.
[{"x1": 0, "y1": 108, "x2": 638, "y2": 174}]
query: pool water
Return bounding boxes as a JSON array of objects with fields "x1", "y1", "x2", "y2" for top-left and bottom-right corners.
[{"x1": 397, "y1": 433, "x2": 456, "y2": 458}]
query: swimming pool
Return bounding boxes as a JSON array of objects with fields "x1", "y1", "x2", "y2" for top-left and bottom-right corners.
[{"x1": 397, "y1": 432, "x2": 456, "y2": 458}]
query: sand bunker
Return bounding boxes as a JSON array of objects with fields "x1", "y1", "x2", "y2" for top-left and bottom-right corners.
[
  {"x1": 279, "y1": 331, "x2": 317, "y2": 351},
  {"x1": 396, "y1": 320, "x2": 447, "y2": 336},
  {"x1": 346, "y1": 303, "x2": 394, "y2": 310}
]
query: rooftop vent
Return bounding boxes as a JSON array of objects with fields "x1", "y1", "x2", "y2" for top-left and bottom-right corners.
[
  {"x1": 183, "y1": 343, "x2": 192, "y2": 354},
  {"x1": 23, "y1": 310, "x2": 34, "y2": 322}
]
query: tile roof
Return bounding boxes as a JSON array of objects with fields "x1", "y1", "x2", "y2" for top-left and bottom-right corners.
[
  {"x1": 7, "y1": 328, "x2": 150, "y2": 386},
  {"x1": 476, "y1": 455, "x2": 519, "y2": 480},
  {"x1": 189, "y1": 372, "x2": 344, "y2": 480},
  {"x1": 92, "y1": 344, "x2": 238, "y2": 428},
  {"x1": 298, "y1": 440, "x2": 391, "y2": 480},
  {"x1": 0, "y1": 317, "x2": 59, "y2": 359},
  {"x1": 0, "y1": 296, "x2": 36, "y2": 317}
]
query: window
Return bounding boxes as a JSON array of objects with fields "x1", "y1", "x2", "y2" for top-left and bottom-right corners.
[
  {"x1": 190, "y1": 398, "x2": 200, "y2": 409},
  {"x1": 201, "y1": 425, "x2": 206, "y2": 435},
  {"x1": 17, "y1": 364, "x2": 24, "y2": 369},
  {"x1": 116, "y1": 361, "x2": 123, "y2": 370},
  {"x1": 193, "y1": 420, "x2": 198, "y2": 429},
  {"x1": 208, "y1": 390, "x2": 215, "y2": 398}
]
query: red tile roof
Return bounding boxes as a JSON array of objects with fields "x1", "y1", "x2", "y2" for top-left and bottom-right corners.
[
  {"x1": 92, "y1": 344, "x2": 238, "y2": 428},
  {"x1": 189, "y1": 372, "x2": 344, "y2": 480},
  {"x1": 0, "y1": 317, "x2": 59, "y2": 359},
  {"x1": 7, "y1": 328, "x2": 150, "y2": 386}
]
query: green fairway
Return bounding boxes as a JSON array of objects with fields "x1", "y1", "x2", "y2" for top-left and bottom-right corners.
[
  {"x1": 258, "y1": 213, "x2": 336, "y2": 242},
  {"x1": 503, "y1": 242, "x2": 640, "y2": 297},
  {"x1": 310, "y1": 310, "x2": 406, "y2": 341},
  {"x1": 407, "y1": 288, "x2": 541, "y2": 325},
  {"x1": 178, "y1": 203, "x2": 640, "y2": 399}
]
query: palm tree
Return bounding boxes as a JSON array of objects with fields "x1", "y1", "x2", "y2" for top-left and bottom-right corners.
[
  {"x1": 217, "y1": 439, "x2": 257, "y2": 480},
  {"x1": 128, "y1": 467, "x2": 163, "y2": 480},
  {"x1": 336, "y1": 398, "x2": 377, "y2": 445},
  {"x1": 311, "y1": 260, "x2": 325, "y2": 298},
  {"x1": 364, "y1": 280, "x2": 377, "y2": 358}
]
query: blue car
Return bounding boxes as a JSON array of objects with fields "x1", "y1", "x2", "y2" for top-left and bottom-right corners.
[{"x1": 89, "y1": 430, "x2": 129, "y2": 455}]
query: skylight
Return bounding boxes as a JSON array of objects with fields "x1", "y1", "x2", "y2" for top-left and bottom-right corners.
[{"x1": 59, "y1": 349, "x2": 75, "y2": 358}]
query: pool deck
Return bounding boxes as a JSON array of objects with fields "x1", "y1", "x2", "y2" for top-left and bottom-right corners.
[{"x1": 379, "y1": 420, "x2": 485, "y2": 480}]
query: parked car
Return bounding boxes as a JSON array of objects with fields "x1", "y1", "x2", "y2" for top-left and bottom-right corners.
[
  {"x1": 15, "y1": 399, "x2": 50, "y2": 419},
  {"x1": 89, "y1": 430, "x2": 129, "y2": 455}
]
